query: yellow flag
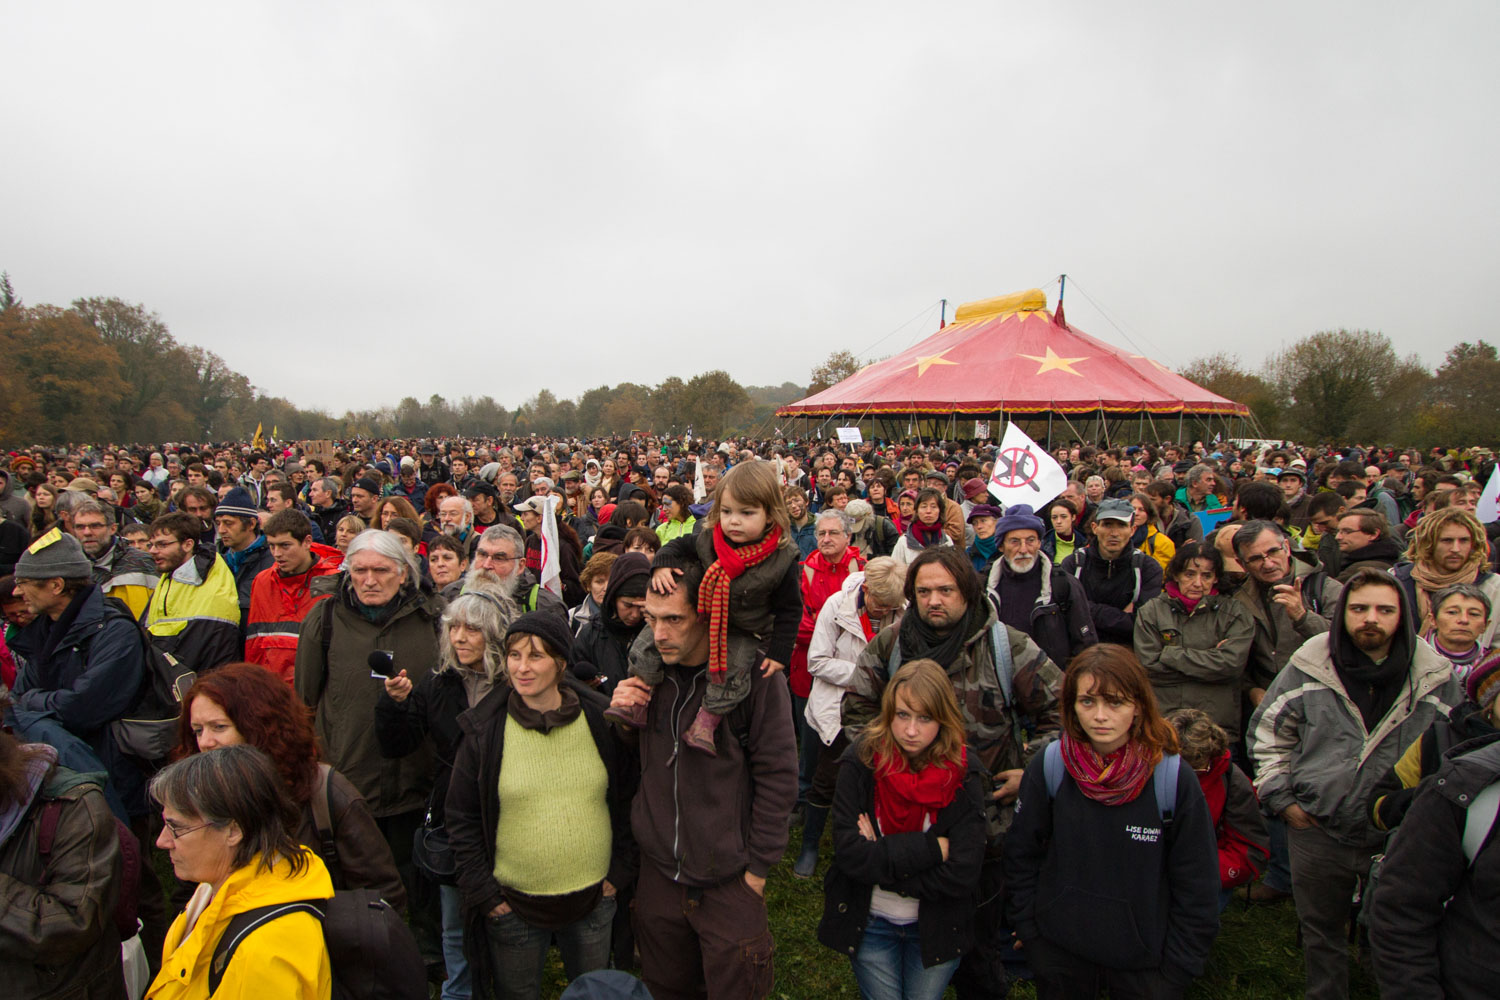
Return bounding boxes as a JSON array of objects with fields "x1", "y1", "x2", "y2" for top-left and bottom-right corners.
[{"x1": 252, "y1": 423, "x2": 265, "y2": 450}]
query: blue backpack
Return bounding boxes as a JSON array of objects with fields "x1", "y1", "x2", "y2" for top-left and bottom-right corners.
[{"x1": 1042, "y1": 740, "x2": 1181, "y2": 826}]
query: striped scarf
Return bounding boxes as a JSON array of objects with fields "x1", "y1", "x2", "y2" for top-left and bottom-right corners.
[{"x1": 700, "y1": 523, "x2": 784, "y2": 681}]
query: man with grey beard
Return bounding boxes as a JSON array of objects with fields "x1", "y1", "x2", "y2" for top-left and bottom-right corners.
[
  {"x1": 985, "y1": 503, "x2": 1096, "y2": 671},
  {"x1": 461, "y1": 523, "x2": 566, "y2": 619}
]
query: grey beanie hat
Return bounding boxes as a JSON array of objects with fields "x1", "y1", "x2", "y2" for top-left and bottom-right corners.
[{"x1": 15, "y1": 530, "x2": 95, "y2": 580}]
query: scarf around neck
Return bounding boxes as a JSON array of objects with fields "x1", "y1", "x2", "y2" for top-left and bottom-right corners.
[
  {"x1": 1164, "y1": 581, "x2": 1217, "y2": 614},
  {"x1": 896, "y1": 599, "x2": 985, "y2": 672},
  {"x1": 873, "y1": 744, "x2": 966, "y2": 834},
  {"x1": 1410, "y1": 558, "x2": 1484, "y2": 627},
  {"x1": 699, "y1": 523, "x2": 784, "y2": 679},
  {"x1": 1060, "y1": 730, "x2": 1154, "y2": 807},
  {"x1": 908, "y1": 519, "x2": 944, "y2": 549},
  {"x1": 969, "y1": 533, "x2": 999, "y2": 572}
]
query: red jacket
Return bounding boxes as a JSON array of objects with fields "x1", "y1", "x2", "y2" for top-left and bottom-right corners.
[
  {"x1": 1196, "y1": 751, "x2": 1271, "y2": 889},
  {"x1": 790, "y1": 544, "x2": 865, "y2": 698},
  {"x1": 245, "y1": 543, "x2": 344, "y2": 683}
]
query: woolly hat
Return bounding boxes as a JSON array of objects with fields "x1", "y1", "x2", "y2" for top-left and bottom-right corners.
[
  {"x1": 1466, "y1": 653, "x2": 1500, "y2": 713},
  {"x1": 504, "y1": 609, "x2": 574, "y2": 661},
  {"x1": 845, "y1": 499, "x2": 873, "y2": 519},
  {"x1": 353, "y1": 477, "x2": 382, "y2": 496},
  {"x1": 14, "y1": 528, "x2": 94, "y2": 580},
  {"x1": 966, "y1": 503, "x2": 1003, "y2": 523},
  {"x1": 993, "y1": 504, "x2": 1045, "y2": 538},
  {"x1": 961, "y1": 477, "x2": 988, "y2": 501},
  {"x1": 216, "y1": 486, "x2": 259, "y2": 520}
]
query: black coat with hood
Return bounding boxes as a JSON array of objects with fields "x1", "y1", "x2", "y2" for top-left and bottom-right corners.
[
  {"x1": 571, "y1": 553, "x2": 650, "y2": 695},
  {"x1": 1058, "y1": 544, "x2": 1164, "y2": 645},
  {"x1": 1369, "y1": 738, "x2": 1500, "y2": 999}
]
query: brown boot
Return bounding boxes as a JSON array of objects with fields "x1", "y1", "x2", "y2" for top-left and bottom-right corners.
[
  {"x1": 1241, "y1": 882, "x2": 1292, "y2": 904},
  {"x1": 683, "y1": 708, "x2": 722, "y2": 755},
  {"x1": 603, "y1": 695, "x2": 651, "y2": 729}
]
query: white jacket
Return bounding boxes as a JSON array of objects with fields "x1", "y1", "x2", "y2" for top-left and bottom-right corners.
[{"x1": 806, "y1": 573, "x2": 902, "y2": 744}]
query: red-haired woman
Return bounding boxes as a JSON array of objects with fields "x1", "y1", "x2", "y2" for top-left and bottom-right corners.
[
  {"x1": 1003, "y1": 645, "x2": 1219, "y2": 999},
  {"x1": 176, "y1": 662, "x2": 405, "y2": 909}
]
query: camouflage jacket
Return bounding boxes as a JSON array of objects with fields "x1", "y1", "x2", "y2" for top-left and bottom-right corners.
[{"x1": 842, "y1": 607, "x2": 1062, "y2": 836}]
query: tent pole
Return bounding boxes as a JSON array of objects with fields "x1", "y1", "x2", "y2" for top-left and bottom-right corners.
[
  {"x1": 1177, "y1": 410, "x2": 1184, "y2": 445},
  {"x1": 1099, "y1": 408, "x2": 1110, "y2": 448},
  {"x1": 1047, "y1": 410, "x2": 1054, "y2": 450}
]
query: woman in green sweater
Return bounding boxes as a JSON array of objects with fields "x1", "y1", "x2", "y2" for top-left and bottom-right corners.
[{"x1": 445, "y1": 612, "x2": 636, "y2": 1000}]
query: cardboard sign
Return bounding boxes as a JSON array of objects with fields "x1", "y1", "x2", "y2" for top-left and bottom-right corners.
[
  {"x1": 974, "y1": 421, "x2": 990, "y2": 439},
  {"x1": 837, "y1": 427, "x2": 863, "y2": 444},
  {"x1": 302, "y1": 440, "x2": 338, "y2": 466}
]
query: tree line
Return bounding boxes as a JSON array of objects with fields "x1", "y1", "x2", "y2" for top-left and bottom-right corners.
[
  {"x1": 3, "y1": 273, "x2": 1494, "y2": 448},
  {"x1": 1179, "y1": 329, "x2": 1500, "y2": 447},
  {"x1": 0, "y1": 275, "x2": 803, "y2": 446}
]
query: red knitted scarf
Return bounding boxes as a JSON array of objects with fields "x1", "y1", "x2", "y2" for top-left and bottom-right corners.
[
  {"x1": 873, "y1": 745, "x2": 966, "y2": 834},
  {"x1": 699, "y1": 523, "x2": 784, "y2": 681},
  {"x1": 1060, "y1": 730, "x2": 1154, "y2": 807}
]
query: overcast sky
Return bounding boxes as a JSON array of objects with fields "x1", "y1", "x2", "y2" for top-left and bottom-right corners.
[{"x1": 6, "y1": 3, "x2": 1496, "y2": 416}]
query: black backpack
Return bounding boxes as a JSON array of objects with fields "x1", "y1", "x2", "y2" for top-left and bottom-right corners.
[
  {"x1": 103, "y1": 598, "x2": 197, "y2": 763},
  {"x1": 206, "y1": 766, "x2": 425, "y2": 999}
]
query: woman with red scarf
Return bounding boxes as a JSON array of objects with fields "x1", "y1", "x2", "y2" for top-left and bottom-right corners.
[
  {"x1": 890, "y1": 489, "x2": 953, "y2": 566},
  {"x1": 817, "y1": 658, "x2": 985, "y2": 1000},
  {"x1": 1004, "y1": 645, "x2": 1219, "y2": 999},
  {"x1": 1133, "y1": 542, "x2": 1255, "y2": 740}
]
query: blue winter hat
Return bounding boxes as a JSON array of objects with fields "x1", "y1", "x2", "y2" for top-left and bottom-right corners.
[
  {"x1": 993, "y1": 504, "x2": 1044, "y2": 538},
  {"x1": 217, "y1": 486, "x2": 259, "y2": 520}
]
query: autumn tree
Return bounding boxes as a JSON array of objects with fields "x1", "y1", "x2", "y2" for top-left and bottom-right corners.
[
  {"x1": 1427, "y1": 341, "x2": 1500, "y2": 444},
  {"x1": 1266, "y1": 330, "x2": 1426, "y2": 442},
  {"x1": 808, "y1": 350, "x2": 862, "y2": 394},
  {"x1": 2, "y1": 306, "x2": 127, "y2": 443},
  {"x1": 1178, "y1": 353, "x2": 1285, "y2": 435},
  {"x1": 683, "y1": 370, "x2": 753, "y2": 437}
]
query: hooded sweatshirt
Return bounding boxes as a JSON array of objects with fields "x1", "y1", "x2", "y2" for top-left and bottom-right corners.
[{"x1": 572, "y1": 552, "x2": 651, "y2": 694}]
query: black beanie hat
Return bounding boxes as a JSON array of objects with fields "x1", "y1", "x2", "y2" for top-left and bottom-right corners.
[{"x1": 504, "y1": 610, "x2": 574, "y2": 661}]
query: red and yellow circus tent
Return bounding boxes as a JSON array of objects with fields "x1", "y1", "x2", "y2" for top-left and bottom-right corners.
[{"x1": 776, "y1": 288, "x2": 1250, "y2": 439}]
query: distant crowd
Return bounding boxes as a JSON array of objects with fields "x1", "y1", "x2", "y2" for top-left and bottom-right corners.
[{"x1": 1, "y1": 432, "x2": 1497, "y2": 1000}]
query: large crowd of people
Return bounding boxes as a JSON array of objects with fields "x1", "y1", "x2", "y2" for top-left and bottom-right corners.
[{"x1": 2, "y1": 433, "x2": 1497, "y2": 999}]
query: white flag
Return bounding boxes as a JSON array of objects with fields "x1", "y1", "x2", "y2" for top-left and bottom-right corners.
[
  {"x1": 693, "y1": 458, "x2": 707, "y2": 503},
  {"x1": 988, "y1": 423, "x2": 1068, "y2": 509},
  {"x1": 539, "y1": 494, "x2": 562, "y2": 597},
  {"x1": 1477, "y1": 465, "x2": 1500, "y2": 525}
]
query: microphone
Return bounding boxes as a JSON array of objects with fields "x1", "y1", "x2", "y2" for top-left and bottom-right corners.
[{"x1": 368, "y1": 650, "x2": 396, "y2": 679}]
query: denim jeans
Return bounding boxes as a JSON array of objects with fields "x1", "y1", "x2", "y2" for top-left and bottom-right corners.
[
  {"x1": 485, "y1": 893, "x2": 616, "y2": 1000},
  {"x1": 790, "y1": 693, "x2": 818, "y2": 807},
  {"x1": 438, "y1": 884, "x2": 471, "y2": 1000},
  {"x1": 851, "y1": 916, "x2": 958, "y2": 1000},
  {"x1": 1262, "y1": 815, "x2": 1293, "y2": 892}
]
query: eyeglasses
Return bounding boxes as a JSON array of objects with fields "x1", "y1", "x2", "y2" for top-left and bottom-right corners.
[{"x1": 161, "y1": 817, "x2": 218, "y2": 840}]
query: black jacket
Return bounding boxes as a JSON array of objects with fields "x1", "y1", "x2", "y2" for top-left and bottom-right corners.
[
  {"x1": 1058, "y1": 546, "x2": 1164, "y2": 645},
  {"x1": 1003, "y1": 748, "x2": 1220, "y2": 986},
  {"x1": 374, "y1": 668, "x2": 472, "y2": 825},
  {"x1": 817, "y1": 743, "x2": 987, "y2": 968},
  {"x1": 309, "y1": 499, "x2": 348, "y2": 548},
  {"x1": 1369, "y1": 738, "x2": 1500, "y2": 999}
]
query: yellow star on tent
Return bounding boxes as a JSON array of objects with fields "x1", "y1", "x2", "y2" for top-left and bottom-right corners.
[
  {"x1": 903, "y1": 352, "x2": 959, "y2": 377},
  {"x1": 1019, "y1": 347, "x2": 1088, "y2": 377},
  {"x1": 1132, "y1": 354, "x2": 1173, "y2": 375}
]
